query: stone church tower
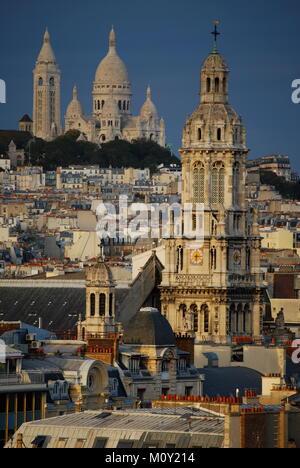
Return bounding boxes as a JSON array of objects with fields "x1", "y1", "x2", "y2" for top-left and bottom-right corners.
[
  {"x1": 33, "y1": 29, "x2": 61, "y2": 140},
  {"x1": 78, "y1": 254, "x2": 118, "y2": 340},
  {"x1": 160, "y1": 31, "x2": 265, "y2": 344}
]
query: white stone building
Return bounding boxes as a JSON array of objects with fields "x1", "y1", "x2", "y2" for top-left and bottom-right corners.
[{"x1": 33, "y1": 27, "x2": 165, "y2": 146}]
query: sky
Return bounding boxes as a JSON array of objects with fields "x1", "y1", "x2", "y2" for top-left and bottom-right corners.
[{"x1": 0, "y1": 0, "x2": 300, "y2": 169}]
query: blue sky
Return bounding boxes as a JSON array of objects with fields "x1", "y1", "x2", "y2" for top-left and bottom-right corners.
[{"x1": 0, "y1": 0, "x2": 300, "y2": 169}]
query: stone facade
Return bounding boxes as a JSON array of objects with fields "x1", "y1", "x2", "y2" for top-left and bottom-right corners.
[{"x1": 160, "y1": 43, "x2": 266, "y2": 344}]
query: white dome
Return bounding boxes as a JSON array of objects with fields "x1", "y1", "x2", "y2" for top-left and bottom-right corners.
[
  {"x1": 66, "y1": 86, "x2": 83, "y2": 118},
  {"x1": 140, "y1": 87, "x2": 158, "y2": 120},
  {"x1": 95, "y1": 28, "x2": 130, "y2": 85}
]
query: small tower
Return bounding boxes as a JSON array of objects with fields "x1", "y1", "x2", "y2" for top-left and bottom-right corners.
[
  {"x1": 78, "y1": 251, "x2": 117, "y2": 340},
  {"x1": 33, "y1": 29, "x2": 61, "y2": 140},
  {"x1": 19, "y1": 114, "x2": 33, "y2": 134}
]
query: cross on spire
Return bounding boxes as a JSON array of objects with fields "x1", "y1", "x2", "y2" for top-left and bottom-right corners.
[{"x1": 211, "y1": 20, "x2": 220, "y2": 53}]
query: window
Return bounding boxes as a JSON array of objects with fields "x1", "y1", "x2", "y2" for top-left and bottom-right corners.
[
  {"x1": 217, "y1": 128, "x2": 222, "y2": 141},
  {"x1": 185, "y1": 387, "x2": 193, "y2": 397},
  {"x1": 211, "y1": 162, "x2": 225, "y2": 204},
  {"x1": 193, "y1": 163, "x2": 205, "y2": 203},
  {"x1": 117, "y1": 441, "x2": 134, "y2": 448},
  {"x1": 56, "y1": 438, "x2": 68, "y2": 448},
  {"x1": 109, "y1": 293, "x2": 113, "y2": 317},
  {"x1": 202, "y1": 305, "x2": 210, "y2": 333},
  {"x1": 31, "y1": 436, "x2": 47, "y2": 448},
  {"x1": 75, "y1": 439, "x2": 86, "y2": 448},
  {"x1": 162, "y1": 361, "x2": 169, "y2": 372},
  {"x1": 99, "y1": 293, "x2": 106, "y2": 316},
  {"x1": 49, "y1": 77, "x2": 55, "y2": 87},
  {"x1": 38, "y1": 77, "x2": 43, "y2": 86},
  {"x1": 206, "y1": 77, "x2": 211, "y2": 92},
  {"x1": 215, "y1": 77, "x2": 220, "y2": 92},
  {"x1": 198, "y1": 128, "x2": 202, "y2": 140},
  {"x1": 93, "y1": 438, "x2": 108, "y2": 448},
  {"x1": 90, "y1": 293, "x2": 95, "y2": 317}
]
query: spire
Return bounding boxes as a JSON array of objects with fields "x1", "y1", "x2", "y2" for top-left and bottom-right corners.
[
  {"x1": 146, "y1": 85, "x2": 151, "y2": 100},
  {"x1": 211, "y1": 20, "x2": 220, "y2": 54},
  {"x1": 109, "y1": 26, "x2": 116, "y2": 53},
  {"x1": 44, "y1": 28, "x2": 50, "y2": 43},
  {"x1": 73, "y1": 84, "x2": 78, "y2": 100},
  {"x1": 37, "y1": 28, "x2": 56, "y2": 64}
]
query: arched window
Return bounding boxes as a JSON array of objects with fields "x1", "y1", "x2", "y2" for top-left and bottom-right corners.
[
  {"x1": 190, "y1": 304, "x2": 198, "y2": 332},
  {"x1": 198, "y1": 128, "x2": 202, "y2": 140},
  {"x1": 218, "y1": 168, "x2": 225, "y2": 203},
  {"x1": 101, "y1": 100, "x2": 105, "y2": 109},
  {"x1": 217, "y1": 128, "x2": 222, "y2": 141},
  {"x1": 49, "y1": 77, "x2": 55, "y2": 87},
  {"x1": 246, "y1": 247, "x2": 251, "y2": 270},
  {"x1": 99, "y1": 293, "x2": 106, "y2": 316},
  {"x1": 193, "y1": 162, "x2": 205, "y2": 203},
  {"x1": 97, "y1": 100, "x2": 100, "y2": 110},
  {"x1": 215, "y1": 77, "x2": 220, "y2": 93},
  {"x1": 123, "y1": 101, "x2": 126, "y2": 110},
  {"x1": 233, "y1": 162, "x2": 240, "y2": 205},
  {"x1": 118, "y1": 100, "x2": 122, "y2": 110},
  {"x1": 177, "y1": 246, "x2": 184, "y2": 272},
  {"x1": 210, "y1": 247, "x2": 217, "y2": 270},
  {"x1": 202, "y1": 305, "x2": 209, "y2": 333},
  {"x1": 38, "y1": 77, "x2": 43, "y2": 86},
  {"x1": 207, "y1": 78, "x2": 211, "y2": 92},
  {"x1": 179, "y1": 304, "x2": 187, "y2": 319},
  {"x1": 211, "y1": 162, "x2": 225, "y2": 204},
  {"x1": 90, "y1": 293, "x2": 95, "y2": 317},
  {"x1": 109, "y1": 293, "x2": 114, "y2": 317}
]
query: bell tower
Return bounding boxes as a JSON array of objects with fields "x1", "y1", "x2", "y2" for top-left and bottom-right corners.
[
  {"x1": 78, "y1": 251, "x2": 117, "y2": 340},
  {"x1": 160, "y1": 23, "x2": 265, "y2": 344},
  {"x1": 33, "y1": 29, "x2": 61, "y2": 140}
]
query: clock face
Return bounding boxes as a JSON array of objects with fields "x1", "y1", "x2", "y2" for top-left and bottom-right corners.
[
  {"x1": 233, "y1": 249, "x2": 241, "y2": 265},
  {"x1": 190, "y1": 249, "x2": 204, "y2": 265}
]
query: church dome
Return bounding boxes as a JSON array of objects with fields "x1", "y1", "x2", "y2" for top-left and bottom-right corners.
[
  {"x1": 202, "y1": 52, "x2": 228, "y2": 73},
  {"x1": 95, "y1": 28, "x2": 130, "y2": 85},
  {"x1": 123, "y1": 308, "x2": 176, "y2": 346},
  {"x1": 140, "y1": 87, "x2": 158, "y2": 120},
  {"x1": 66, "y1": 86, "x2": 83, "y2": 118},
  {"x1": 86, "y1": 257, "x2": 114, "y2": 287}
]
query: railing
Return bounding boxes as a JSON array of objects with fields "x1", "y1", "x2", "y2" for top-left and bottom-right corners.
[{"x1": 0, "y1": 373, "x2": 22, "y2": 386}]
